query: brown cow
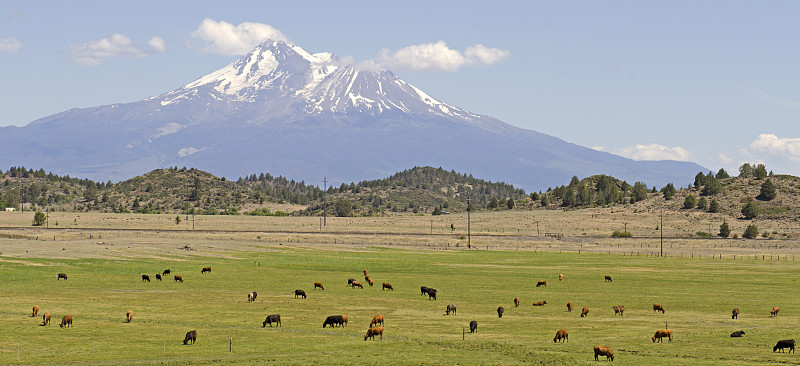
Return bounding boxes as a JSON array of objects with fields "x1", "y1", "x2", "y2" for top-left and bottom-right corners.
[
  {"x1": 32, "y1": 305, "x2": 39, "y2": 317},
  {"x1": 554, "y1": 329, "x2": 568, "y2": 343},
  {"x1": 604, "y1": 275, "x2": 612, "y2": 282},
  {"x1": 581, "y1": 306, "x2": 590, "y2": 317},
  {"x1": 201, "y1": 266, "x2": 211, "y2": 274},
  {"x1": 653, "y1": 303, "x2": 665, "y2": 314},
  {"x1": 364, "y1": 326, "x2": 384, "y2": 341},
  {"x1": 382, "y1": 283, "x2": 394, "y2": 291},
  {"x1": 732, "y1": 308, "x2": 739, "y2": 319},
  {"x1": 370, "y1": 315, "x2": 384, "y2": 327},
  {"x1": 446, "y1": 304, "x2": 457, "y2": 315},
  {"x1": 594, "y1": 346, "x2": 614, "y2": 361},
  {"x1": 559, "y1": 273, "x2": 564, "y2": 281},
  {"x1": 613, "y1": 305, "x2": 625, "y2": 316},
  {"x1": 536, "y1": 280, "x2": 547, "y2": 287},
  {"x1": 351, "y1": 281, "x2": 363, "y2": 289},
  {"x1": 183, "y1": 330, "x2": 197, "y2": 345},
  {"x1": 340, "y1": 315, "x2": 349, "y2": 327},
  {"x1": 514, "y1": 297, "x2": 520, "y2": 307},
  {"x1": 364, "y1": 275, "x2": 371, "y2": 282},
  {"x1": 367, "y1": 279, "x2": 374, "y2": 286},
  {"x1": 771, "y1": 307, "x2": 780, "y2": 317},
  {"x1": 60, "y1": 315, "x2": 73, "y2": 328},
  {"x1": 42, "y1": 313, "x2": 51, "y2": 326},
  {"x1": 174, "y1": 275, "x2": 183, "y2": 283},
  {"x1": 314, "y1": 282, "x2": 325, "y2": 290},
  {"x1": 533, "y1": 300, "x2": 547, "y2": 306},
  {"x1": 567, "y1": 302, "x2": 573, "y2": 312},
  {"x1": 126, "y1": 310, "x2": 133, "y2": 323},
  {"x1": 652, "y1": 329, "x2": 673, "y2": 343},
  {"x1": 363, "y1": 269, "x2": 368, "y2": 276}
]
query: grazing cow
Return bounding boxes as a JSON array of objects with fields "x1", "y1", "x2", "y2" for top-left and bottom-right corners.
[
  {"x1": 364, "y1": 326, "x2": 384, "y2": 341},
  {"x1": 263, "y1": 314, "x2": 281, "y2": 327},
  {"x1": 426, "y1": 288, "x2": 437, "y2": 300},
  {"x1": 351, "y1": 281, "x2": 364, "y2": 289},
  {"x1": 348, "y1": 278, "x2": 357, "y2": 286},
  {"x1": 514, "y1": 297, "x2": 520, "y2": 307},
  {"x1": 174, "y1": 275, "x2": 183, "y2": 283},
  {"x1": 323, "y1": 315, "x2": 343, "y2": 328},
  {"x1": 162, "y1": 269, "x2": 171, "y2": 276},
  {"x1": 32, "y1": 305, "x2": 39, "y2": 317},
  {"x1": 57, "y1": 273, "x2": 67, "y2": 280},
  {"x1": 183, "y1": 330, "x2": 197, "y2": 345},
  {"x1": 60, "y1": 315, "x2": 73, "y2": 328},
  {"x1": 497, "y1": 306, "x2": 505, "y2": 318},
  {"x1": 142, "y1": 274, "x2": 151, "y2": 282},
  {"x1": 593, "y1": 346, "x2": 614, "y2": 361},
  {"x1": 652, "y1": 329, "x2": 673, "y2": 343},
  {"x1": 382, "y1": 283, "x2": 394, "y2": 291},
  {"x1": 604, "y1": 275, "x2": 612, "y2": 282},
  {"x1": 420, "y1": 286, "x2": 430, "y2": 296},
  {"x1": 581, "y1": 306, "x2": 590, "y2": 317},
  {"x1": 559, "y1": 273, "x2": 564, "y2": 281},
  {"x1": 567, "y1": 302, "x2": 573, "y2": 312},
  {"x1": 730, "y1": 330, "x2": 745, "y2": 337},
  {"x1": 370, "y1": 315, "x2": 384, "y2": 327},
  {"x1": 536, "y1": 280, "x2": 547, "y2": 287},
  {"x1": 42, "y1": 313, "x2": 51, "y2": 326},
  {"x1": 248, "y1": 292, "x2": 256, "y2": 302},
  {"x1": 613, "y1": 306, "x2": 625, "y2": 316},
  {"x1": 155, "y1": 273, "x2": 162, "y2": 281},
  {"x1": 341, "y1": 315, "x2": 349, "y2": 327},
  {"x1": 732, "y1": 308, "x2": 739, "y2": 319},
  {"x1": 533, "y1": 301, "x2": 547, "y2": 306},
  {"x1": 554, "y1": 329, "x2": 568, "y2": 343},
  {"x1": 314, "y1": 282, "x2": 325, "y2": 290},
  {"x1": 367, "y1": 279, "x2": 374, "y2": 287},
  {"x1": 773, "y1": 339, "x2": 795, "y2": 353},
  {"x1": 771, "y1": 307, "x2": 780, "y2": 317},
  {"x1": 294, "y1": 289, "x2": 307, "y2": 299},
  {"x1": 364, "y1": 275, "x2": 371, "y2": 282},
  {"x1": 201, "y1": 266, "x2": 211, "y2": 274},
  {"x1": 363, "y1": 269, "x2": 368, "y2": 276},
  {"x1": 470, "y1": 320, "x2": 478, "y2": 333},
  {"x1": 653, "y1": 303, "x2": 665, "y2": 314},
  {"x1": 126, "y1": 310, "x2": 133, "y2": 323},
  {"x1": 446, "y1": 304, "x2": 457, "y2": 315}
]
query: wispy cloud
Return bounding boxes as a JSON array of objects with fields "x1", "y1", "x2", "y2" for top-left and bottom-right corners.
[
  {"x1": 191, "y1": 19, "x2": 289, "y2": 56},
  {"x1": 0, "y1": 37, "x2": 22, "y2": 53},
  {"x1": 68, "y1": 34, "x2": 166, "y2": 66},
  {"x1": 178, "y1": 147, "x2": 205, "y2": 157},
  {"x1": 361, "y1": 41, "x2": 510, "y2": 72},
  {"x1": 614, "y1": 143, "x2": 692, "y2": 161},
  {"x1": 741, "y1": 86, "x2": 800, "y2": 108}
]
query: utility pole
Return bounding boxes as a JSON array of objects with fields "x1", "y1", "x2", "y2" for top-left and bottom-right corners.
[
  {"x1": 467, "y1": 194, "x2": 471, "y2": 249},
  {"x1": 323, "y1": 176, "x2": 327, "y2": 227},
  {"x1": 20, "y1": 174, "x2": 23, "y2": 213},
  {"x1": 660, "y1": 207, "x2": 664, "y2": 257}
]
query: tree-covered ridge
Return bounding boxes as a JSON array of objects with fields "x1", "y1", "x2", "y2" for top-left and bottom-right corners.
[{"x1": 540, "y1": 175, "x2": 651, "y2": 208}]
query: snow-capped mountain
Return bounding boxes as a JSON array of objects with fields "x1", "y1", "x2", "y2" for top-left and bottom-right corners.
[{"x1": 0, "y1": 40, "x2": 704, "y2": 190}]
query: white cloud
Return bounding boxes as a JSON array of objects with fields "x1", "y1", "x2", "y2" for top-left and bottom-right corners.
[
  {"x1": 191, "y1": 18, "x2": 289, "y2": 56},
  {"x1": 178, "y1": 147, "x2": 205, "y2": 157},
  {"x1": 0, "y1": 37, "x2": 21, "y2": 53},
  {"x1": 68, "y1": 34, "x2": 166, "y2": 66},
  {"x1": 749, "y1": 134, "x2": 800, "y2": 161},
  {"x1": 153, "y1": 123, "x2": 182, "y2": 138},
  {"x1": 590, "y1": 145, "x2": 605, "y2": 151},
  {"x1": 614, "y1": 143, "x2": 692, "y2": 161},
  {"x1": 363, "y1": 41, "x2": 510, "y2": 72}
]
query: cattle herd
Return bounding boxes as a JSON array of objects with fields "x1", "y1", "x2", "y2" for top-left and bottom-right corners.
[{"x1": 38, "y1": 267, "x2": 796, "y2": 361}]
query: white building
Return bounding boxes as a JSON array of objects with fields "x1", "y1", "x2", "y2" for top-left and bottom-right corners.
[{"x1": 5, "y1": 208, "x2": 15, "y2": 212}]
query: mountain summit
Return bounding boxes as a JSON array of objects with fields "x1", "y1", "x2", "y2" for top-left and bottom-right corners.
[{"x1": 0, "y1": 40, "x2": 704, "y2": 190}]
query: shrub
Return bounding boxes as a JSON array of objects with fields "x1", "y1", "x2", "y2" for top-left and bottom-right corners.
[
  {"x1": 696, "y1": 231, "x2": 711, "y2": 238},
  {"x1": 743, "y1": 224, "x2": 759, "y2": 239},
  {"x1": 32, "y1": 211, "x2": 46, "y2": 226},
  {"x1": 611, "y1": 230, "x2": 632, "y2": 238},
  {"x1": 756, "y1": 179, "x2": 777, "y2": 201},
  {"x1": 719, "y1": 221, "x2": 730, "y2": 238},
  {"x1": 741, "y1": 201, "x2": 758, "y2": 219},
  {"x1": 683, "y1": 194, "x2": 696, "y2": 209}
]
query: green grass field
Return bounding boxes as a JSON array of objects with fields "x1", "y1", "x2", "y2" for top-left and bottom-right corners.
[{"x1": 1, "y1": 246, "x2": 799, "y2": 365}]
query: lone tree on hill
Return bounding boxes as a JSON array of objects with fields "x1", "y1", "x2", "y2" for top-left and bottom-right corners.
[
  {"x1": 719, "y1": 221, "x2": 731, "y2": 238},
  {"x1": 756, "y1": 179, "x2": 777, "y2": 201}
]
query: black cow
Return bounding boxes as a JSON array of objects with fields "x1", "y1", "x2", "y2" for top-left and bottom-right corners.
[
  {"x1": 497, "y1": 306, "x2": 505, "y2": 318},
  {"x1": 183, "y1": 330, "x2": 197, "y2": 345},
  {"x1": 142, "y1": 274, "x2": 150, "y2": 282},
  {"x1": 347, "y1": 278, "x2": 356, "y2": 286},
  {"x1": 323, "y1": 315, "x2": 343, "y2": 328},
  {"x1": 730, "y1": 331, "x2": 745, "y2": 337},
  {"x1": 262, "y1": 314, "x2": 281, "y2": 327},
  {"x1": 155, "y1": 273, "x2": 162, "y2": 281},
  {"x1": 57, "y1": 273, "x2": 67, "y2": 280},
  {"x1": 294, "y1": 289, "x2": 306, "y2": 299},
  {"x1": 470, "y1": 320, "x2": 478, "y2": 333},
  {"x1": 162, "y1": 269, "x2": 171, "y2": 276},
  {"x1": 774, "y1": 340, "x2": 795, "y2": 353}
]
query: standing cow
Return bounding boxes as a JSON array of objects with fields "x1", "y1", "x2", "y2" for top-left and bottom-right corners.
[
  {"x1": 382, "y1": 283, "x2": 394, "y2": 291},
  {"x1": 57, "y1": 273, "x2": 68, "y2": 280},
  {"x1": 32, "y1": 305, "x2": 39, "y2": 317},
  {"x1": 60, "y1": 315, "x2": 73, "y2": 328},
  {"x1": 142, "y1": 274, "x2": 151, "y2": 282},
  {"x1": 497, "y1": 306, "x2": 505, "y2": 318},
  {"x1": 732, "y1": 308, "x2": 739, "y2": 319},
  {"x1": 469, "y1": 321, "x2": 478, "y2": 333},
  {"x1": 263, "y1": 314, "x2": 281, "y2": 327},
  {"x1": 201, "y1": 266, "x2": 211, "y2": 274},
  {"x1": 126, "y1": 310, "x2": 133, "y2": 323},
  {"x1": 446, "y1": 304, "x2": 457, "y2": 315},
  {"x1": 183, "y1": 330, "x2": 197, "y2": 345},
  {"x1": 295, "y1": 290, "x2": 307, "y2": 299}
]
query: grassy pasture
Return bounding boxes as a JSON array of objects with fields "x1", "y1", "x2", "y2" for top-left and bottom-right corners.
[{"x1": 1, "y1": 244, "x2": 799, "y2": 365}]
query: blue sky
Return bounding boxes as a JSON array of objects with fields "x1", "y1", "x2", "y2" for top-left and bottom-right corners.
[{"x1": 1, "y1": 1, "x2": 799, "y2": 178}]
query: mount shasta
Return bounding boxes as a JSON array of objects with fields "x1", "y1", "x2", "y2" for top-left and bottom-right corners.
[{"x1": 0, "y1": 40, "x2": 703, "y2": 191}]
